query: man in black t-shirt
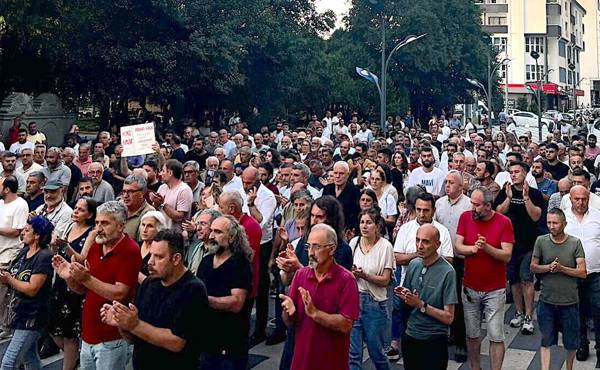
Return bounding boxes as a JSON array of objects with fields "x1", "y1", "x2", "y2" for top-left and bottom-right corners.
[
  {"x1": 495, "y1": 161, "x2": 545, "y2": 336},
  {"x1": 543, "y1": 142, "x2": 569, "y2": 181},
  {"x1": 197, "y1": 215, "x2": 253, "y2": 370},
  {"x1": 100, "y1": 230, "x2": 208, "y2": 370}
]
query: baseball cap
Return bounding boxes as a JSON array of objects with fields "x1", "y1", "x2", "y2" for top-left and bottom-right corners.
[{"x1": 42, "y1": 179, "x2": 63, "y2": 191}]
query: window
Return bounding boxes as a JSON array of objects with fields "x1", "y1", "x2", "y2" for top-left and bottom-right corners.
[
  {"x1": 498, "y1": 63, "x2": 507, "y2": 79},
  {"x1": 526, "y1": 65, "x2": 545, "y2": 81},
  {"x1": 525, "y1": 36, "x2": 544, "y2": 53},
  {"x1": 488, "y1": 17, "x2": 507, "y2": 25},
  {"x1": 559, "y1": 67, "x2": 567, "y2": 83},
  {"x1": 559, "y1": 40, "x2": 566, "y2": 57},
  {"x1": 492, "y1": 37, "x2": 507, "y2": 52},
  {"x1": 568, "y1": 70, "x2": 573, "y2": 84}
]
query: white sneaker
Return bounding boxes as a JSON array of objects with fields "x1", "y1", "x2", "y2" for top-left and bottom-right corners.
[
  {"x1": 521, "y1": 316, "x2": 534, "y2": 335},
  {"x1": 510, "y1": 312, "x2": 524, "y2": 327}
]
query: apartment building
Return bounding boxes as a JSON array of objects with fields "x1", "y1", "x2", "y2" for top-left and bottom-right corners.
[{"x1": 476, "y1": 0, "x2": 593, "y2": 110}]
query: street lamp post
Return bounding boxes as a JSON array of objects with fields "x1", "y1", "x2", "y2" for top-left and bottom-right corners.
[
  {"x1": 466, "y1": 57, "x2": 509, "y2": 123},
  {"x1": 530, "y1": 50, "x2": 543, "y2": 142},
  {"x1": 569, "y1": 62, "x2": 576, "y2": 112},
  {"x1": 356, "y1": 33, "x2": 426, "y2": 134}
]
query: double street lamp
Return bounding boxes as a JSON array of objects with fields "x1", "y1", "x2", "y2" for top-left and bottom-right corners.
[
  {"x1": 466, "y1": 57, "x2": 510, "y2": 122},
  {"x1": 355, "y1": 3, "x2": 426, "y2": 134}
]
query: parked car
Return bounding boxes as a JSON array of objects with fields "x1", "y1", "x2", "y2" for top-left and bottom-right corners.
[{"x1": 511, "y1": 111, "x2": 554, "y2": 127}]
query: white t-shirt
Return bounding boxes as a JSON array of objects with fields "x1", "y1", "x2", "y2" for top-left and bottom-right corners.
[
  {"x1": 378, "y1": 192, "x2": 398, "y2": 218},
  {"x1": 407, "y1": 167, "x2": 446, "y2": 196},
  {"x1": 0, "y1": 197, "x2": 29, "y2": 265},
  {"x1": 9, "y1": 141, "x2": 34, "y2": 156},
  {"x1": 393, "y1": 220, "x2": 454, "y2": 285},
  {"x1": 349, "y1": 237, "x2": 395, "y2": 301},
  {"x1": 564, "y1": 207, "x2": 600, "y2": 273}
]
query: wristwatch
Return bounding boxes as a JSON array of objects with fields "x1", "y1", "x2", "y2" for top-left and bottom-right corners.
[{"x1": 420, "y1": 301, "x2": 428, "y2": 313}]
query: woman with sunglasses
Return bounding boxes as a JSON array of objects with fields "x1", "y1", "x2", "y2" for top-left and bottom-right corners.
[{"x1": 348, "y1": 208, "x2": 395, "y2": 370}]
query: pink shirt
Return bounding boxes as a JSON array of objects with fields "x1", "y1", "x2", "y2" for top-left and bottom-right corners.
[
  {"x1": 289, "y1": 264, "x2": 359, "y2": 370},
  {"x1": 157, "y1": 181, "x2": 193, "y2": 233},
  {"x1": 74, "y1": 157, "x2": 93, "y2": 177}
]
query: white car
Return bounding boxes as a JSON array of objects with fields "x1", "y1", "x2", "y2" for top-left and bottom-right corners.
[{"x1": 511, "y1": 111, "x2": 554, "y2": 127}]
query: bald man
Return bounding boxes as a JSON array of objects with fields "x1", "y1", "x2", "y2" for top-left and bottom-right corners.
[
  {"x1": 564, "y1": 185, "x2": 600, "y2": 362},
  {"x1": 396, "y1": 224, "x2": 457, "y2": 370},
  {"x1": 241, "y1": 167, "x2": 277, "y2": 345}
]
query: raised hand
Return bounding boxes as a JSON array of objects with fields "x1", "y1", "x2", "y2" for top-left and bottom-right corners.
[
  {"x1": 298, "y1": 287, "x2": 317, "y2": 318},
  {"x1": 70, "y1": 260, "x2": 91, "y2": 283},
  {"x1": 52, "y1": 255, "x2": 71, "y2": 280},
  {"x1": 100, "y1": 303, "x2": 118, "y2": 327},
  {"x1": 112, "y1": 301, "x2": 140, "y2": 331}
]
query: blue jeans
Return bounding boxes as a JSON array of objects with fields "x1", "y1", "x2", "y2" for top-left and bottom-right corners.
[
  {"x1": 349, "y1": 293, "x2": 391, "y2": 370},
  {"x1": 578, "y1": 272, "x2": 600, "y2": 350},
  {"x1": 80, "y1": 339, "x2": 129, "y2": 370},
  {"x1": 200, "y1": 352, "x2": 248, "y2": 370},
  {"x1": 391, "y1": 267, "x2": 407, "y2": 342},
  {"x1": 1, "y1": 329, "x2": 41, "y2": 370},
  {"x1": 279, "y1": 326, "x2": 294, "y2": 370}
]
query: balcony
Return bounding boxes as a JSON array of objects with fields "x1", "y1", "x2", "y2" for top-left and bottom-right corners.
[
  {"x1": 483, "y1": 25, "x2": 509, "y2": 33},
  {"x1": 546, "y1": 2, "x2": 561, "y2": 16},
  {"x1": 478, "y1": 3, "x2": 508, "y2": 13},
  {"x1": 547, "y1": 25, "x2": 562, "y2": 37}
]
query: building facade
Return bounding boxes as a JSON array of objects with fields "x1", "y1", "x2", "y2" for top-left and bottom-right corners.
[{"x1": 476, "y1": 0, "x2": 591, "y2": 110}]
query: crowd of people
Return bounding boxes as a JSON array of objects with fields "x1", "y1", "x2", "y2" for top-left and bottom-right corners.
[{"x1": 0, "y1": 110, "x2": 599, "y2": 370}]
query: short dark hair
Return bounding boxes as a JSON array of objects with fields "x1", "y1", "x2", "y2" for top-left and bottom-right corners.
[
  {"x1": 508, "y1": 160, "x2": 530, "y2": 173},
  {"x1": 2, "y1": 175, "x2": 18, "y2": 193},
  {"x1": 546, "y1": 142, "x2": 559, "y2": 151},
  {"x1": 143, "y1": 160, "x2": 159, "y2": 172},
  {"x1": 571, "y1": 169, "x2": 591, "y2": 182},
  {"x1": 78, "y1": 177, "x2": 93, "y2": 186},
  {"x1": 2, "y1": 151, "x2": 16, "y2": 160},
  {"x1": 482, "y1": 160, "x2": 495, "y2": 176},
  {"x1": 377, "y1": 148, "x2": 392, "y2": 160},
  {"x1": 506, "y1": 152, "x2": 523, "y2": 162},
  {"x1": 415, "y1": 192, "x2": 435, "y2": 209},
  {"x1": 154, "y1": 229, "x2": 185, "y2": 256},
  {"x1": 589, "y1": 134, "x2": 597, "y2": 140},
  {"x1": 259, "y1": 162, "x2": 274, "y2": 177},
  {"x1": 165, "y1": 159, "x2": 183, "y2": 179},
  {"x1": 18, "y1": 128, "x2": 27, "y2": 134}
]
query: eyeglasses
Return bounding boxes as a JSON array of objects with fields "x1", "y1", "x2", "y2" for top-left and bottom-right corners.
[
  {"x1": 305, "y1": 243, "x2": 334, "y2": 252},
  {"x1": 122, "y1": 189, "x2": 143, "y2": 195}
]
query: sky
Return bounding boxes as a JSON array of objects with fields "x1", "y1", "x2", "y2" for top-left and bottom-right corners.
[{"x1": 315, "y1": 0, "x2": 351, "y2": 28}]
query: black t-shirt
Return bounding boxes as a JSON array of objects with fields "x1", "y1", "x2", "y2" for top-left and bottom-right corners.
[
  {"x1": 196, "y1": 253, "x2": 252, "y2": 355},
  {"x1": 171, "y1": 148, "x2": 186, "y2": 163},
  {"x1": 147, "y1": 181, "x2": 163, "y2": 194},
  {"x1": 9, "y1": 247, "x2": 53, "y2": 330},
  {"x1": 494, "y1": 186, "x2": 545, "y2": 253},
  {"x1": 133, "y1": 270, "x2": 208, "y2": 370},
  {"x1": 543, "y1": 161, "x2": 569, "y2": 181},
  {"x1": 322, "y1": 182, "x2": 361, "y2": 231},
  {"x1": 184, "y1": 151, "x2": 210, "y2": 171}
]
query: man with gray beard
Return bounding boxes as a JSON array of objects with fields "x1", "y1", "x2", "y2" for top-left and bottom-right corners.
[
  {"x1": 197, "y1": 215, "x2": 253, "y2": 370},
  {"x1": 52, "y1": 201, "x2": 142, "y2": 369}
]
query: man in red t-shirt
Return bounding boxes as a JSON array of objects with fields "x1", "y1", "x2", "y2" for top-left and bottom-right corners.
[
  {"x1": 218, "y1": 191, "x2": 262, "y2": 299},
  {"x1": 456, "y1": 188, "x2": 514, "y2": 370},
  {"x1": 53, "y1": 201, "x2": 142, "y2": 369},
  {"x1": 280, "y1": 224, "x2": 359, "y2": 370}
]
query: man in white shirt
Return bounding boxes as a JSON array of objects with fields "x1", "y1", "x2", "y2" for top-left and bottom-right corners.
[
  {"x1": 0, "y1": 175, "x2": 29, "y2": 337},
  {"x1": 8, "y1": 129, "x2": 34, "y2": 156},
  {"x1": 220, "y1": 159, "x2": 244, "y2": 194},
  {"x1": 564, "y1": 185, "x2": 600, "y2": 362},
  {"x1": 407, "y1": 146, "x2": 446, "y2": 196},
  {"x1": 560, "y1": 169, "x2": 600, "y2": 211},
  {"x1": 16, "y1": 148, "x2": 42, "y2": 179},
  {"x1": 218, "y1": 129, "x2": 237, "y2": 160},
  {"x1": 241, "y1": 167, "x2": 277, "y2": 344},
  {"x1": 394, "y1": 192, "x2": 454, "y2": 285}
]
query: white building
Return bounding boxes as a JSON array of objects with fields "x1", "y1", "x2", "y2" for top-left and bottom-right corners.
[{"x1": 476, "y1": 0, "x2": 590, "y2": 110}]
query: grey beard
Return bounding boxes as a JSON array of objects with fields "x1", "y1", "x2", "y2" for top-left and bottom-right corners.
[
  {"x1": 206, "y1": 241, "x2": 224, "y2": 255},
  {"x1": 308, "y1": 259, "x2": 318, "y2": 269}
]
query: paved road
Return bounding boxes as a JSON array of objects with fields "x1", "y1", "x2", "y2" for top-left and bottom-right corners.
[{"x1": 2, "y1": 299, "x2": 598, "y2": 370}]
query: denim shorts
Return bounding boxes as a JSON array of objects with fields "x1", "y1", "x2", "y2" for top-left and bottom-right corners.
[
  {"x1": 462, "y1": 287, "x2": 506, "y2": 342},
  {"x1": 537, "y1": 301, "x2": 580, "y2": 351},
  {"x1": 507, "y1": 251, "x2": 533, "y2": 284}
]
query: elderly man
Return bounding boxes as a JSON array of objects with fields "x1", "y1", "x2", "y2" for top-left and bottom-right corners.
[
  {"x1": 88, "y1": 162, "x2": 115, "y2": 204},
  {"x1": 52, "y1": 201, "x2": 142, "y2": 370},
  {"x1": 24, "y1": 171, "x2": 46, "y2": 211},
  {"x1": 549, "y1": 177, "x2": 573, "y2": 211},
  {"x1": 197, "y1": 215, "x2": 253, "y2": 370},
  {"x1": 0, "y1": 151, "x2": 26, "y2": 194},
  {"x1": 74, "y1": 143, "x2": 93, "y2": 178},
  {"x1": 183, "y1": 160, "x2": 203, "y2": 205},
  {"x1": 200, "y1": 156, "x2": 219, "y2": 185},
  {"x1": 290, "y1": 163, "x2": 321, "y2": 200},
  {"x1": 101, "y1": 230, "x2": 208, "y2": 370},
  {"x1": 323, "y1": 161, "x2": 360, "y2": 233},
  {"x1": 41, "y1": 147, "x2": 72, "y2": 188},
  {"x1": 0, "y1": 176, "x2": 29, "y2": 338},
  {"x1": 185, "y1": 209, "x2": 222, "y2": 275},
  {"x1": 560, "y1": 169, "x2": 600, "y2": 210},
  {"x1": 280, "y1": 224, "x2": 359, "y2": 370},
  {"x1": 35, "y1": 179, "x2": 73, "y2": 237},
  {"x1": 122, "y1": 174, "x2": 155, "y2": 243},
  {"x1": 564, "y1": 186, "x2": 600, "y2": 364},
  {"x1": 240, "y1": 167, "x2": 277, "y2": 345},
  {"x1": 16, "y1": 147, "x2": 42, "y2": 179},
  {"x1": 218, "y1": 129, "x2": 237, "y2": 160}
]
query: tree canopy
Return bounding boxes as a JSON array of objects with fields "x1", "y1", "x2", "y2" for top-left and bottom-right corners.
[{"x1": 0, "y1": 0, "x2": 495, "y2": 125}]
